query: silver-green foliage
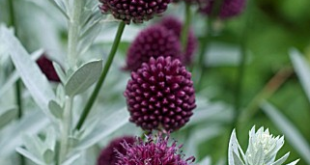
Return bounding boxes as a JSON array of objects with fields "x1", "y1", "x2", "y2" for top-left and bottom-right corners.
[{"x1": 229, "y1": 126, "x2": 299, "y2": 165}]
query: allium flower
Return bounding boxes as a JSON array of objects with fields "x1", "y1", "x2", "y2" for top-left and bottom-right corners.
[
  {"x1": 159, "y1": 16, "x2": 197, "y2": 65},
  {"x1": 36, "y1": 55, "x2": 60, "y2": 82},
  {"x1": 229, "y1": 126, "x2": 299, "y2": 165},
  {"x1": 115, "y1": 133, "x2": 195, "y2": 165},
  {"x1": 124, "y1": 56, "x2": 196, "y2": 131},
  {"x1": 124, "y1": 25, "x2": 182, "y2": 71},
  {"x1": 199, "y1": 0, "x2": 245, "y2": 19},
  {"x1": 99, "y1": 0, "x2": 171, "y2": 24},
  {"x1": 97, "y1": 136, "x2": 135, "y2": 165}
]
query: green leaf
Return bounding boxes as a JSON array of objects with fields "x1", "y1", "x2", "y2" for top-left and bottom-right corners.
[
  {"x1": 228, "y1": 130, "x2": 246, "y2": 165},
  {"x1": 0, "y1": 26, "x2": 55, "y2": 115},
  {"x1": 43, "y1": 149, "x2": 54, "y2": 164},
  {"x1": 53, "y1": 61, "x2": 66, "y2": 83},
  {"x1": 65, "y1": 60, "x2": 103, "y2": 96},
  {"x1": 290, "y1": 49, "x2": 310, "y2": 103},
  {"x1": 0, "y1": 107, "x2": 17, "y2": 129},
  {"x1": 75, "y1": 107, "x2": 129, "y2": 150},
  {"x1": 48, "y1": 100, "x2": 63, "y2": 119},
  {"x1": 271, "y1": 152, "x2": 290, "y2": 165},
  {"x1": 0, "y1": 110, "x2": 49, "y2": 157},
  {"x1": 16, "y1": 147, "x2": 45, "y2": 165},
  {"x1": 0, "y1": 49, "x2": 43, "y2": 97},
  {"x1": 260, "y1": 101, "x2": 310, "y2": 164}
]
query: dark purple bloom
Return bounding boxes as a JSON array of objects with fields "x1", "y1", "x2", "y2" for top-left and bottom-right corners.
[
  {"x1": 124, "y1": 56, "x2": 196, "y2": 131},
  {"x1": 36, "y1": 55, "x2": 60, "y2": 82},
  {"x1": 116, "y1": 134, "x2": 196, "y2": 165},
  {"x1": 124, "y1": 25, "x2": 182, "y2": 71},
  {"x1": 99, "y1": 0, "x2": 171, "y2": 24},
  {"x1": 199, "y1": 0, "x2": 245, "y2": 19},
  {"x1": 159, "y1": 16, "x2": 198, "y2": 65},
  {"x1": 97, "y1": 136, "x2": 135, "y2": 165}
]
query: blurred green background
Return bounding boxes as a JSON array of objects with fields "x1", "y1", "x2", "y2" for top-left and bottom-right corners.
[{"x1": 1, "y1": 0, "x2": 310, "y2": 164}]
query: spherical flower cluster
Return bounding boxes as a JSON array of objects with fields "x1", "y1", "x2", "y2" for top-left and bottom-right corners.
[
  {"x1": 124, "y1": 25, "x2": 182, "y2": 71},
  {"x1": 36, "y1": 55, "x2": 60, "y2": 82},
  {"x1": 97, "y1": 136, "x2": 135, "y2": 165},
  {"x1": 159, "y1": 16, "x2": 197, "y2": 65},
  {"x1": 124, "y1": 56, "x2": 196, "y2": 131},
  {"x1": 99, "y1": 0, "x2": 171, "y2": 24},
  {"x1": 199, "y1": 0, "x2": 245, "y2": 19},
  {"x1": 115, "y1": 134, "x2": 195, "y2": 165}
]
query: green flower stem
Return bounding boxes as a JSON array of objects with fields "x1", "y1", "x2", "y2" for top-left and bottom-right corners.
[
  {"x1": 58, "y1": 96, "x2": 73, "y2": 164},
  {"x1": 67, "y1": 0, "x2": 85, "y2": 69},
  {"x1": 75, "y1": 21, "x2": 126, "y2": 130},
  {"x1": 194, "y1": 17, "x2": 212, "y2": 90},
  {"x1": 232, "y1": 0, "x2": 253, "y2": 129},
  {"x1": 181, "y1": 3, "x2": 192, "y2": 51},
  {"x1": 8, "y1": 0, "x2": 25, "y2": 164}
]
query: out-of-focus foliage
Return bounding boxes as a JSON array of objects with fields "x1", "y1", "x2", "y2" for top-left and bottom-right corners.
[{"x1": 0, "y1": 0, "x2": 310, "y2": 164}]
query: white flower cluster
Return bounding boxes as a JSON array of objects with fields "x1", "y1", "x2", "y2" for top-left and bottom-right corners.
[{"x1": 228, "y1": 126, "x2": 299, "y2": 165}]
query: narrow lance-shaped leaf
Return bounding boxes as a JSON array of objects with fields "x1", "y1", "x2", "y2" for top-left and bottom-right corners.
[
  {"x1": 290, "y1": 49, "x2": 310, "y2": 103},
  {"x1": 0, "y1": 26, "x2": 56, "y2": 115},
  {"x1": 261, "y1": 101, "x2": 310, "y2": 164}
]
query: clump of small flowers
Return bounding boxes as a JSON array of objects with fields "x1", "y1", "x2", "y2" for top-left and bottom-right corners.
[
  {"x1": 124, "y1": 56, "x2": 196, "y2": 131},
  {"x1": 36, "y1": 55, "x2": 60, "y2": 82},
  {"x1": 124, "y1": 25, "x2": 182, "y2": 71},
  {"x1": 229, "y1": 126, "x2": 299, "y2": 165},
  {"x1": 115, "y1": 133, "x2": 196, "y2": 165},
  {"x1": 159, "y1": 16, "x2": 197, "y2": 65},
  {"x1": 99, "y1": 0, "x2": 171, "y2": 24},
  {"x1": 97, "y1": 136, "x2": 135, "y2": 165},
  {"x1": 199, "y1": 0, "x2": 246, "y2": 19}
]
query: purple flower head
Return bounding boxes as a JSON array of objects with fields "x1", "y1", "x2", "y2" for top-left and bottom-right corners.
[
  {"x1": 124, "y1": 25, "x2": 182, "y2": 71},
  {"x1": 116, "y1": 133, "x2": 196, "y2": 165},
  {"x1": 99, "y1": 0, "x2": 171, "y2": 24},
  {"x1": 199, "y1": 0, "x2": 246, "y2": 19},
  {"x1": 124, "y1": 56, "x2": 196, "y2": 132},
  {"x1": 97, "y1": 136, "x2": 135, "y2": 165},
  {"x1": 159, "y1": 16, "x2": 198, "y2": 65},
  {"x1": 36, "y1": 55, "x2": 60, "y2": 82}
]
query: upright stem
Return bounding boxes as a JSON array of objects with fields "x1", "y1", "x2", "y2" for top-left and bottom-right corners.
[
  {"x1": 67, "y1": 0, "x2": 84, "y2": 69},
  {"x1": 75, "y1": 22, "x2": 126, "y2": 130},
  {"x1": 195, "y1": 17, "x2": 212, "y2": 90},
  {"x1": 58, "y1": 97, "x2": 73, "y2": 164},
  {"x1": 181, "y1": 3, "x2": 192, "y2": 51},
  {"x1": 8, "y1": 0, "x2": 25, "y2": 164}
]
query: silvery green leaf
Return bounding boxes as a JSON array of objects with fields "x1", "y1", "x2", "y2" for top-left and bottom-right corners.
[
  {"x1": 47, "y1": 0, "x2": 69, "y2": 19},
  {"x1": 16, "y1": 147, "x2": 45, "y2": 165},
  {"x1": 53, "y1": 61, "x2": 66, "y2": 83},
  {"x1": 48, "y1": 100, "x2": 63, "y2": 119},
  {"x1": 0, "y1": 107, "x2": 17, "y2": 129},
  {"x1": 23, "y1": 134, "x2": 45, "y2": 158},
  {"x1": 75, "y1": 107, "x2": 129, "y2": 150},
  {"x1": 286, "y1": 159, "x2": 299, "y2": 165},
  {"x1": 65, "y1": 60, "x2": 103, "y2": 96},
  {"x1": 290, "y1": 49, "x2": 310, "y2": 103},
  {"x1": 228, "y1": 130, "x2": 245, "y2": 165},
  {"x1": 78, "y1": 21, "x2": 102, "y2": 55},
  {"x1": 0, "y1": 110, "x2": 49, "y2": 157},
  {"x1": 0, "y1": 26, "x2": 56, "y2": 115},
  {"x1": 44, "y1": 127, "x2": 56, "y2": 150},
  {"x1": 261, "y1": 101, "x2": 309, "y2": 164},
  {"x1": 271, "y1": 152, "x2": 290, "y2": 165},
  {"x1": 0, "y1": 49, "x2": 43, "y2": 97},
  {"x1": 43, "y1": 149, "x2": 54, "y2": 164},
  {"x1": 253, "y1": 146, "x2": 264, "y2": 165},
  {"x1": 56, "y1": 85, "x2": 66, "y2": 106},
  {"x1": 61, "y1": 153, "x2": 81, "y2": 165}
]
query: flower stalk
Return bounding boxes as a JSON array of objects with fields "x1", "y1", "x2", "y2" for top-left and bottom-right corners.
[
  {"x1": 180, "y1": 3, "x2": 192, "y2": 52},
  {"x1": 75, "y1": 21, "x2": 126, "y2": 130}
]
